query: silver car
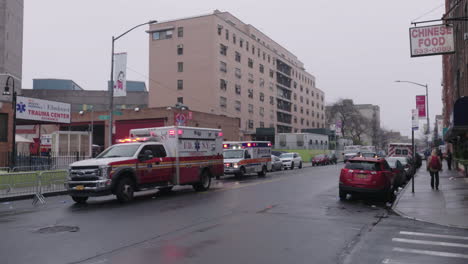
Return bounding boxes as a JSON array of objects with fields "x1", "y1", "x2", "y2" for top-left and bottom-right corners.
[
  {"x1": 270, "y1": 155, "x2": 283, "y2": 171},
  {"x1": 279, "y1": 152, "x2": 303, "y2": 170}
]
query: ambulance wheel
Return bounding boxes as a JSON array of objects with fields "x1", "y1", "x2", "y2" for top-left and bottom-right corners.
[
  {"x1": 236, "y1": 167, "x2": 246, "y2": 179},
  {"x1": 158, "y1": 186, "x2": 173, "y2": 195},
  {"x1": 115, "y1": 177, "x2": 135, "y2": 203},
  {"x1": 71, "y1": 196, "x2": 88, "y2": 204},
  {"x1": 194, "y1": 170, "x2": 211, "y2": 192},
  {"x1": 258, "y1": 166, "x2": 267, "y2": 177}
]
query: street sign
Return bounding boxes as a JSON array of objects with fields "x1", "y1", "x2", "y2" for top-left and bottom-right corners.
[
  {"x1": 409, "y1": 24, "x2": 455, "y2": 57},
  {"x1": 416, "y1": 95, "x2": 426, "y2": 118},
  {"x1": 98, "y1": 115, "x2": 109, "y2": 120},
  {"x1": 113, "y1": 111, "x2": 123, "y2": 116},
  {"x1": 412, "y1": 109, "x2": 419, "y2": 130}
]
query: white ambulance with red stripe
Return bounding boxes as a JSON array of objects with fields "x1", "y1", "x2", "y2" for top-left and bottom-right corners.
[
  {"x1": 222, "y1": 141, "x2": 272, "y2": 178},
  {"x1": 388, "y1": 143, "x2": 413, "y2": 157},
  {"x1": 66, "y1": 126, "x2": 223, "y2": 203}
]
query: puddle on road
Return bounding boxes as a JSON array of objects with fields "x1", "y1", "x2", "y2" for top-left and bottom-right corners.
[{"x1": 34, "y1": 225, "x2": 80, "y2": 234}]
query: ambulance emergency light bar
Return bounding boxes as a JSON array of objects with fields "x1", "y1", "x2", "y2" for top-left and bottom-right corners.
[{"x1": 223, "y1": 142, "x2": 272, "y2": 149}]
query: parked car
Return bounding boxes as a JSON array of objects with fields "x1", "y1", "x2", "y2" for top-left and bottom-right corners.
[
  {"x1": 270, "y1": 155, "x2": 283, "y2": 171},
  {"x1": 339, "y1": 157, "x2": 396, "y2": 201},
  {"x1": 272, "y1": 150, "x2": 288, "y2": 157},
  {"x1": 279, "y1": 152, "x2": 303, "y2": 170},
  {"x1": 385, "y1": 158, "x2": 406, "y2": 187},
  {"x1": 361, "y1": 152, "x2": 377, "y2": 158},
  {"x1": 344, "y1": 152, "x2": 358, "y2": 162},
  {"x1": 329, "y1": 153, "x2": 338, "y2": 164},
  {"x1": 385, "y1": 156, "x2": 414, "y2": 181},
  {"x1": 311, "y1": 154, "x2": 330, "y2": 166}
]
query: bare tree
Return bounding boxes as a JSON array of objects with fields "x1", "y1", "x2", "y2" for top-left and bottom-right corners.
[{"x1": 327, "y1": 99, "x2": 370, "y2": 144}]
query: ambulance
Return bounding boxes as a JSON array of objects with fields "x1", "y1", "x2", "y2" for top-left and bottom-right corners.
[
  {"x1": 66, "y1": 126, "x2": 224, "y2": 203},
  {"x1": 222, "y1": 141, "x2": 272, "y2": 178}
]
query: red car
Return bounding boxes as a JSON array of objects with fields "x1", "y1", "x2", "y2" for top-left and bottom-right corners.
[
  {"x1": 311, "y1": 154, "x2": 330, "y2": 166},
  {"x1": 339, "y1": 157, "x2": 396, "y2": 201}
]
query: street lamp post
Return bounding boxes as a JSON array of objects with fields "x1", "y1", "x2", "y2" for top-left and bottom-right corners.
[
  {"x1": 108, "y1": 20, "x2": 157, "y2": 147},
  {"x1": 395, "y1": 80, "x2": 430, "y2": 146},
  {"x1": 79, "y1": 105, "x2": 94, "y2": 156},
  {"x1": 3, "y1": 76, "x2": 17, "y2": 169}
]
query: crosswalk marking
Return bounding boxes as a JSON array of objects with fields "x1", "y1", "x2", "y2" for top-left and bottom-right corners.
[
  {"x1": 393, "y1": 247, "x2": 468, "y2": 259},
  {"x1": 399, "y1": 231, "x2": 468, "y2": 240},
  {"x1": 392, "y1": 238, "x2": 468, "y2": 248}
]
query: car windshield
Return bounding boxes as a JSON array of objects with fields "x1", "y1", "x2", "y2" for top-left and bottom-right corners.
[
  {"x1": 386, "y1": 157, "x2": 407, "y2": 166},
  {"x1": 280, "y1": 153, "x2": 294, "y2": 158},
  {"x1": 345, "y1": 161, "x2": 381, "y2": 171},
  {"x1": 223, "y1": 150, "x2": 244, "y2": 159},
  {"x1": 361, "y1": 152, "x2": 376, "y2": 157},
  {"x1": 96, "y1": 144, "x2": 140, "y2": 159}
]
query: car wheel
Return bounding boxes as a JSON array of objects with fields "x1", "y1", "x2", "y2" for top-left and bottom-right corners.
[
  {"x1": 193, "y1": 170, "x2": 211, "y2": 192},
  {"x1": 258, "y1": 166, "x2": 267, "y2": 177},
  {"x1": 299, "y1": 162, "x2": 303, "y2": 169},
  {"x1": 158, "y1": 186, "x2": 173, "y2": 195},
  {"x1": 71, "y1": 196, "x2": 88, "y2": 204},
  {"x1": 291, "y1": 162, "x2": 294, "y2": 170},
  {"x1": 339, "y1": 189, "x2": 347, "y2": 201},
  {"x1": 115, "y1": 177, "x2": 135, "y2": 203}
]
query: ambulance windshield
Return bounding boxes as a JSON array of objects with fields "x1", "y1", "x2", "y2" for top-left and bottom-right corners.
[
  {"x1": 223, "y1": 149, "x2": 244, "y2": 159},
  {"x1": 96, "y1": 144, "x2": 141, "y2": 159}
]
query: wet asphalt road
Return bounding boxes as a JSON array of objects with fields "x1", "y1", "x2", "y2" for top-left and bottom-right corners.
[{"x1": 1, "y1": 164, "x2": 467, "y2": 264}]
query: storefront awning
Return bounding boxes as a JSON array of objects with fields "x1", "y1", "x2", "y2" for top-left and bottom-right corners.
[{"x1": 445, "y1": 96, "x2": 468, "y2": 142}]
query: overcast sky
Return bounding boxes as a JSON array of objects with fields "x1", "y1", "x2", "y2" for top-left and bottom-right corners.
[{"x1": 23, "y1": 0, "x2": 445, "y2": 137}]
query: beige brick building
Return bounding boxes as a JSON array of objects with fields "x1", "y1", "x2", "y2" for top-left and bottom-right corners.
[{"x1": 148, "y1": 10, "x2": 325, "y2": 138}]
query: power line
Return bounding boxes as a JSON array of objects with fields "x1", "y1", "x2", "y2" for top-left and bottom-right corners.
[{"x1": 412, "y1": 3, "x2": 445, "y2": 23}]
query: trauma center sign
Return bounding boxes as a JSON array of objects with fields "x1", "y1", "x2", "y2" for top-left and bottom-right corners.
[
  {"x1": 16, "y1": 96, "x2": 71, "y2": 123},
  {"x1": 410, "y1": 24, "x2": 455, "y2": 57}
]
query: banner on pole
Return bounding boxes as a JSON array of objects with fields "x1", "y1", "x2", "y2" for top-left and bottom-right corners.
[
  {"x1": 412, "y1": 109, "x2": 419, "y2": 130},
  {"x1": 437, "y1": 119, "x2": 443, "y2": 137},
  {"x1": 416, "y1": 95, "x2": 426, "y2": 118},
  {"x1": 113, "y1": 52, "x2": 127, "y2": 97}
]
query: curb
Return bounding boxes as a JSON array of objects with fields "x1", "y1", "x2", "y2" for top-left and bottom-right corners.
[
  {"x1": 391, "y1": 171, "x2": 468, "y2": 230},
  {"x1": 0, "y1": 190, "x2": 68, "y2": 203}
]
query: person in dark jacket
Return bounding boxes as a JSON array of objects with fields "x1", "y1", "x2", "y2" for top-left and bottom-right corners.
[{"x1": 446, "y1": 150, "x2": 453, "y2": 170}]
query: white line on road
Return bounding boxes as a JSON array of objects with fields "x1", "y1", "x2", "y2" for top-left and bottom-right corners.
[
  {"x1": 399, "y1": 231, "x2": 468, "y2": 240},
  {"x1": 392, "y1": 238, "x2": 468, "y2": 248},
  {"x1": 393, "y1": 247, "x2": 468, "y2": 259},
  {"x1": 382, "y1": 259, "x2": 414, "y2": 264}
]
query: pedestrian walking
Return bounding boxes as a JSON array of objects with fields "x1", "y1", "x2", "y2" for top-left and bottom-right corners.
[
  {"x1": 437, "y1": 148, "x2": 443, "y2": 170},
  {"x1": 446, "y1": 150, "x2": 453, "y2": 171},
  {"x1": 427, "y1": 149, "x2": 442, "y2": 190}
]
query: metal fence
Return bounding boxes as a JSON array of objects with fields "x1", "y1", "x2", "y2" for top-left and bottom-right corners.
[
  {"x1": 0, "y1": 152, "x2": 90, "y2": 171},
  {"x1": 0, "y1": 170, "x2": 68, "y2": 204}
]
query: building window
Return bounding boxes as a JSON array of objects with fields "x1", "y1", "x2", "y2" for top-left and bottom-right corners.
[
  {"x1": 248, "y1": 58, "x2": 253, "y2": 68},
  {"x1": 235, "y1": 52, "x2": 241, "y2": 62},
  {"x1": 300, "y1": 85, "x2": 303, "y2": 92},
  {"x1": 177, "y1": 62, "x2": 183, "y2": 72},
  {"x1": 301, "y1": 118, "x2": 304, "y2": 125},
  {"x1": 259, "y1": 92, "x2": 265, "y2": 102},
  {"x1": 306, "y1": 88, "x2": 309, "y2": 95},
  {"x1": 259, "y1": 64, "x2": 264, "y2": 73},
  {"x1": 177, "y1": 97, "x2": 183, "y2": 104},
  {"x1": 259, "y1": 78, "x2": 265, "y2": 87},
  {"x1": 217, "y1": 25, "x2": 223, "y2": 35},
  {"x1": 220, "y1": 61, "x2": 227, "y2": 72},
  {"x1": 177, "y1": 80, "x2": 183, "y2": 90},
  {"x1": 235, "y1": 68, "x2": 242, "y2": 78},
  {"x1": 246, "y1": 41, "x2": 249, "y2": 51},
  {"x1": 269, "y1": 82, "x2": 274, "y2": 91},
  {"x1": 152, "y1": 32, "x2": 160, "y2": 40},
  {"x1": 166, "y1": 30, "x2": 173, "y2": 38},
  {"x1": 257, "y1": 48, "x2": 260, "y2": 58},
  {"x1": 248, "y1": 89, "x2": 254, "y2": 99},
  {"x1": 177, "y1": 27, "x2": 184, "y2": 37},
  {"x1": 300, "y1": 107, "x2": 303, "y2": 114},
  {"x1": 252, "y1": 46, "x2": 255, "y2": 55},
  {"x1": 294, "y1": 104, "x2": 297, "y2": 112},
  {"x1": 177, "y1": 44, "x2": 183, "y2": 55},
  {"x1": 293, "y1": 81, "x2": 297, "y2": 89},
  {"x1": 220, "y1": 96, "x2": 227, "y2": 108},
  {"x1": 269, "y1": 96, "x2": 274, "y2": 105},
  {"x1": 260, "y1": 121, "x2": 265, "y2": 128},
  {"x1": 235, "y1": 84, "x2": 241, "y2": 95},
  {"x1": 220, "y1": 79, "x2": 227, "y2": 91},
  {"x1": 263, "y1": 52, "x2": 266, "y2": 60},
  {"x1": 248, "y1": 73, "x2": 254, "y2": 84},
  {"x1": 233, "y1": 34, "x2": 236, "y2": 44},
  {"x1": 152, "y1": 29, "x2": 173, "y2": 40},
  {"x1": 235, "y1": 100, "x2": 241, "y2": 111},
  {"x1": 294, "y1": 93, "x2": 297, "y2": 100},
  {"x1": 260, "y1": 107, "x2": 264, "y2": 117},
  {"x1": 306, "y1": 109, "x2": 309, "y2": 115},
  {"x1": 294, "y1": 117, "x2": 297, "y2": 123},
  {"x1": 248, "y1": 120, "x2": 254, "y2": 129},
  {"x1": 300, "y1": 96, "x2": 303, "y2": 103},
  {"x1": 240, "y1": 38, "x2": 244, "y2": 48},
  {"x1": 269, "y1": 69, "x2": 274, "y2": 78},
  {"x1": 268, "y1": 55, "x2": 270, "y2": 63},
  {"x1": 225, "y1": 29, "x2": 229, "y2": 40},
  {"x1": 0, "y1": 114, "x2": 7, "y2": 142},
  {"x1": 306, "y1": 98, "x2": 309, "y2": 105},
  {"x1": 220, "y1": 44, "x2": 227, "y2": 56},
  {"x1": 312, "y1": 91, "x2": 315, "y2": 97},
  {"x1": 248, "y1": 104, "x2": 254, "y2": 114}
]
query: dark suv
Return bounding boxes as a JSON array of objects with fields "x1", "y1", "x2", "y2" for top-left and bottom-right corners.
[{"x1": 339, "y1": 157, "x2": 396, "y2": 201}]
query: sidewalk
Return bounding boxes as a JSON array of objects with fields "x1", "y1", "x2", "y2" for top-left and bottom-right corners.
[{"x1": 393, "y1": 161, "x2": 468, "y2": 229}]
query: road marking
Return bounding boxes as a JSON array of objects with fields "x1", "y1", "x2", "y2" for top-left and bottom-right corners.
[
  {"x1": 393, "y1": 247, "x2": 468, "y2": 259},
  {"x1": 392, "y1": 238, "x2": 468, "y2": 248},
  {"x1": 382, "y1": 259, "x2": 413, "y2": 264},
  {"x1": 399, "y1": 231, "x2": 468, "y2": 240}
]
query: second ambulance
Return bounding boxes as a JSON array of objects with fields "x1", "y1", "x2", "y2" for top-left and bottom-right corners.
[{"x1": 222, "y1": 141, "x2": 272, "y2": 178}]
